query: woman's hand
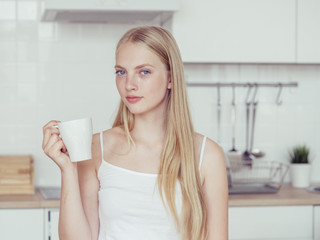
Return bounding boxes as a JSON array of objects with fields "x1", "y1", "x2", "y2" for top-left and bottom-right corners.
[{"x1": 42, "y1": 120, "x2": 74, "y2": 171}]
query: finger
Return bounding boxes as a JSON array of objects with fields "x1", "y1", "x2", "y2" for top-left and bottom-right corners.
[
  {"x1": 60, "y1": 140, "x2": 68, "y2": 153},
  {"x1": 42, "y1": 128, "x2": 58, "y2": 149},
  {"x1": 43, "y1": 120, "x2": 61, "y2": 132},
  {"x1": 49, "y1": 139, "x2": 70, "y2": 163},
  {"x1": 42, "y1": 123, "x2": 61, "y2": 149},
  {"x1": 43, "y1": 134, "x2": 60, "y2": 155}
]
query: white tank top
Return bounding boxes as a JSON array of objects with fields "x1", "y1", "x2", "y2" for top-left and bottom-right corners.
[{"x1": 97, "y1": 132, "x2": 207, "y2": 240}]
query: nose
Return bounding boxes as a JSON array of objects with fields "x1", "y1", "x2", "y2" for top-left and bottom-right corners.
[{"x1": 125, "y1": 73, "x2": 138, "y2": 91}]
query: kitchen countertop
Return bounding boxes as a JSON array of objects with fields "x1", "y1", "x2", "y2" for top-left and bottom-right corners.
[
  {"x1": 0, "y1": 189, "x2": 60, "y2": 209},
  {"x1": 0, "y1": 184, "x2": 319, "y2": 209},
  {"x1": 229, "y1": 184, "x2": 320, "y2": 207}
]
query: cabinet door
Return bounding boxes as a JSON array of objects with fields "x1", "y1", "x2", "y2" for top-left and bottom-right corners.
[
  {"x1": 297, "y1": 0, "x2": 320, "y2": 63},
  {"x1": 315, "y1": 206, "x2": 320, "y2": 240},
  {"x1": 229, "y1": 206, "x2": 313, "y2": 240},
  {"x1": 172, "y1": 0, "x2": 295, "y2": 63},
  {"x1": 45, "y1": 208, "x2": 59, "y2": 240},
  {"x1": 0, "y1": 209, "x2": 44, "y2": 240}
]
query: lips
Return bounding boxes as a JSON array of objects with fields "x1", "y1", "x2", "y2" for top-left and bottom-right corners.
[{"x1": 126, "y1": 96, "x2": 143, "y2": 103}]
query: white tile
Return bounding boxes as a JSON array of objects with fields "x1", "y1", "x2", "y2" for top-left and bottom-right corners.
[
  {"x1": 0, "y1": 125, "x2": 16, "y2": 146},
  {"x1": 17, "y1": 63, "x2": 37, "y2": 83},
  {"x1": 56, "y1": 23, "x2": 81, "y2": 41},
  {"x1": 38, "y1": 42, "x2": 112, "y2": 63},
  {"x1": 0, "y1": 1, "x2": 16, "y2": 20},
  {"x1": 35, "y1": 155, "x2": 61, "y2": 186},
  {"x1": 254, "y1": 103, "x2": 277, "y2": 125},
  {"x1": 184, "y1": 64, "x2": 213, "y2": 83},
  {"x1": 37, "y1": 82, "x2": 58, "y2": 105},
  {"x1": 37, "y1": 42, "x2": 61, "y2": 63},
  {"x1": 16, "y1": 20, "x2": 38, "y2": 41},
  {"x1": 239, "y1": 64, "x2": 259, "y2": 83},
  {"x1": 0, "y1": 42, "x2": 16, "y2": 62},
  {"x1": 0, "y1": 85, "x2": 17, "y2": 104},
  {"x1": 17, "y1": 1, "x2": 38, "y2": 21},
  {"x1": 17, "y1": 42, "x2": 38, "y2": 62},
  {"x1": 80, "y1": 24, "x2": 104, "y2": 42},
  {"x1": 0, "y1": 21, "x2": 16, "y2": 41},
  {"x1": 38, "y1": 22, "x2": 57, "y2": 41},
  {"x1": 253, "y1": 125, "x2": 277, "y2": 148},
  {"x1": 54, "y1": 63, "x2": 113, "y2": 84},
  {"x1": 17, "y1": 105, "x2": 38, "y2": 125},
  {"x1": 277, "y1": 103, "x2": 316, "y2": 125},
  {"x1": 17, "y1": 83, "x2": 37, "y2": 104},
  {"x1": 0, "y1": 63, "x2": 16, "y2": 84},
  {"x1": 37, "y1": 63, "x2": 59, "y2": 83},
  {"x1": 37, "y1": 104, "x2": 65, "y2": 125},
  {"x1": 0, "y1": 105, "x2": 18, "y2": 125},
  {"x1": 16, "y1": 125, "x2": 39, "y2": 148}
]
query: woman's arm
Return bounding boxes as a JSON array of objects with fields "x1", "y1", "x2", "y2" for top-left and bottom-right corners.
[
  {"x1": 201, "y1": 138, "x2": 229, "y2": 240},
  {"x1": 42, "y1": 121, "x2": 99, "y2": 240},
  {"x1": 77, "y1": 133, "x2": 101, "y2": 240}
]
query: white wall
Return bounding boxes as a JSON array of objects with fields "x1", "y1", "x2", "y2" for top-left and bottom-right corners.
[{"x1": 0, "y1": 0, "x2": 319, "y2": 186}]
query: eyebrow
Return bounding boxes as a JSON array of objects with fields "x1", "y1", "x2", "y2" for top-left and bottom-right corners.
[{"x1": 114, "y1": 64, "x2": 155, "y2": 69}]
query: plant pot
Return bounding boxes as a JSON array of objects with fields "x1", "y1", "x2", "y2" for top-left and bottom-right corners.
[{"x1": 290, "y1": 163, "x2": 311, "y2": 188}]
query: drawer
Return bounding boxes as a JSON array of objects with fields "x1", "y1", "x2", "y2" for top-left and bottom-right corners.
[{"x1": 229, "y1": 206, "x2": 313, "y2": 240}]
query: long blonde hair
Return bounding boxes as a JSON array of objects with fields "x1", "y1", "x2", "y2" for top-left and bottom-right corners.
[{"x1": 112, "y1": 26, "x2": 207, "y2": 240}]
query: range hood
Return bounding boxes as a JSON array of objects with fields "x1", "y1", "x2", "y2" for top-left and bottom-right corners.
[{"x1": 41, "y1": 0, "x2": 179, "y2": 23}]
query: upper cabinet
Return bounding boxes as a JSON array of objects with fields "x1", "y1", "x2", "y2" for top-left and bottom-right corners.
[
  {"x1": 172, "y1": 0, "x2": 296, "y2": 63},
  {"x1": 297, "y1": 0, "x2": 320, "y2": 63}
]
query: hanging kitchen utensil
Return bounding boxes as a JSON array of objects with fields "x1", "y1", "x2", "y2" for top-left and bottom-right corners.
[
  {"x1": 242, "y1": 85, "x2": 255, "y2": 162},
  {"x1": 229, "y1": 84, "x2": 238, "y2": 153},
  {"x1": 249, "y1": 85, "x2": 265, "y2": 158},
  {"x1": 217, "y1": 84, "x2": 221, "y2": 144},
  {"x1": 276, "y1": 83, "x2": 283, "y2": 105}
]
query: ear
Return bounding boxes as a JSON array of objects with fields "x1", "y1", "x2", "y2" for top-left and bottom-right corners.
[{"x1": 167, "y1": 73, "x2": 172, "y2": 89}]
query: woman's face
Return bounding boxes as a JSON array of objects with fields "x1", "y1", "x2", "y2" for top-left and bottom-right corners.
[{"x1": 115, "y1": 41, "x2": 171, "y2": 117}]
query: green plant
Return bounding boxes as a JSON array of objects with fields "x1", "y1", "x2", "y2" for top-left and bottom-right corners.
[{"x1": 289, "y1": 145, "x2": 310, "y2": 164}]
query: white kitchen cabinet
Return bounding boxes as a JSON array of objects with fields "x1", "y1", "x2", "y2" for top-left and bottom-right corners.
[
  {"x1": 297, "y1": 0, "x2": 320, "y2": 63},
  {"x1": 0, "y1": 209, "x2": 44, "y2": 240},
  {"x1": 229, "y1": 205, "x2": 313, "y2": 240},
  {"x1": 172, "y1": 0, "x2": 296, "y2": 63},
  {"x1": 315, "y1": 206, "x2": 320, "y2": 240},
  {"x1": 45, "y1": 208, "x2": 59, "y2": 240}
]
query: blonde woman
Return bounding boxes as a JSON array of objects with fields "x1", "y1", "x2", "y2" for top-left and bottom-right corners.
[{"x1": 42, "y1": 26, "x2": 228, "y2": 240}]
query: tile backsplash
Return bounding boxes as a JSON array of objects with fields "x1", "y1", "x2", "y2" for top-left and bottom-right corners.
[{"x1": 0, "y1": 0, "x2": 319, "y2": 186}]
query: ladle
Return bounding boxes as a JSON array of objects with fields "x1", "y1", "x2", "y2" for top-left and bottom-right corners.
[
  {"x1": 250, "y1": 85, "x2": 265, "y2": 158},
  {"x1": 242, "y1": 85, "x2": 255, "y2": 162},
  {"x1": 229, "y1": 84, "x2": 238, "y2": 153}
]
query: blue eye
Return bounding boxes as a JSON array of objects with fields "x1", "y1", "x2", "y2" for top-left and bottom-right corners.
[
  {"x1": 141, "y1": 70, "x2": 151, "y2": 75},
  {"x1": 115, "y1": 70, "x2": 126, "y2": 76}
]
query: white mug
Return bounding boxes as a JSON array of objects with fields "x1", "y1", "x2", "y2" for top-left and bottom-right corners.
[{"x1": 57, "y1": 118, "x2": 93, "y2": 162}]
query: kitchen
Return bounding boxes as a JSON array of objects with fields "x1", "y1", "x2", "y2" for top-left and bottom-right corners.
[{"x1": 0, "y1": 0, "x2": 320, "y2": 239}]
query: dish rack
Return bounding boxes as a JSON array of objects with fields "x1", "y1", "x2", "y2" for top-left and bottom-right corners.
[{"x1": 227, "y1": 159, "x2": 289, "y2": 192}]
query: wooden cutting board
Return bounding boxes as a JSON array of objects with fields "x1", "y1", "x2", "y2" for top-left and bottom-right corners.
[{"x1": 0, "y1": 155, "x2": 34, "y2": 195}]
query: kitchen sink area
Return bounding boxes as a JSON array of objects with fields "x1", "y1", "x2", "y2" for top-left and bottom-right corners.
[
  {"x1": 308, "y1": 186, "x2": 320, "y2": 194},
  {"x1": 39, "y1": 187, "x2": 61, "y2": 200}
]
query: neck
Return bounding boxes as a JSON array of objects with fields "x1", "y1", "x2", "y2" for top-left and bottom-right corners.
[{"x1": 131, "y1": 112, "x2": 167, "y2": 147}]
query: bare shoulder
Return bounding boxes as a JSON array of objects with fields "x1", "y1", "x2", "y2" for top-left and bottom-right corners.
[
  {"x1": 77, "y1": 127, "x2": 125, "y2": 175},
  {"x1": 194, "y1": 133, "x2": 226, "y2": 183},
  {"x1": 193, "y1": 132, "x2": 224, "y2": 160},
  {"x1": 102, "y1": 127, "x2": 127, "y2": 143}
]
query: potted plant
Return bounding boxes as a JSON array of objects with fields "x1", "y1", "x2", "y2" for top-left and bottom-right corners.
[{"x1": 289, "y1": 145, "x2": 311, "y2": 188}]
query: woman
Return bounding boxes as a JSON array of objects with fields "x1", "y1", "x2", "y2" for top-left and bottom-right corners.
[{"x1": 42, "y1": 26, "x2": 228, "y2": 240}]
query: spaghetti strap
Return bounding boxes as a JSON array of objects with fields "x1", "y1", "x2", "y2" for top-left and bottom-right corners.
[
  {"x1": 199, "y1": 136, "x2": 207, "y2": 170},
  {"x1": 100, "y1": 131, "x2": 104, "y2": 157}
]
